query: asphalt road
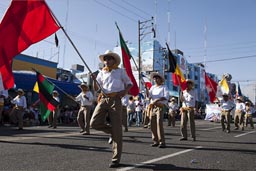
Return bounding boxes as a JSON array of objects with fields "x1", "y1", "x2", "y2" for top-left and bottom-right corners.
[{"x1": 0, "y1": 119, "x2": 255, "y2": 171}]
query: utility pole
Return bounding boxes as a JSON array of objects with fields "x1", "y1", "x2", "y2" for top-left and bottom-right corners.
[{"x1": 138, "y1": 17, "x2": 155, "y2": 90}]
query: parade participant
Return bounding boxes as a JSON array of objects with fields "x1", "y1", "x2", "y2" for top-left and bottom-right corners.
[
  {"x1": 179, "y1": 79, "x2": 198, "y2": 141},
  {"x1": 134, "y1": 96, "x2": 143, "y2": 127},
  {"x1": 48, "y1": 90, "x2": 60, "y2": 129},
  {"x1": 121, "y1": 95, "x2": 129, "y2": 132},
  {"x1": 219, "y1": 93, "x2": 235, "y2": 133},
  {"x1": 90, "y1": 50, "x2": 133, "y2": 168},
  {"x1": 244, "y1": 101, "x2": 254, "y2": 129},
  {"x1": 0, "y1": 89, "x2": 8, "y2": 125},
  {"x1": 75, "y1": 82, "x2": 94, "y2": 135},
  {"x1": 168, "y1": 97, "x2": 178, "y2": 127},
  {"x1": 10, "y1": 89, "x2": 27, "y2": 130},
  {"x1": 234, "y1": 96, "x2": 245, "y2": 131},
  {"x1": 127, "y1": 96, "x2": 135, "y2": 127},
  {"x1": 147, "y1": 73, "x2": 169, "y2": 148}
]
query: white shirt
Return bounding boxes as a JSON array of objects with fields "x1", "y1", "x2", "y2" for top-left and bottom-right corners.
[
  {"x1": 235, "y1": 102, "x2": 245, "y2": 112},
  {"x1": 135, "y1": 100, "x2": 143, "y2": 112},
  {"x1": 149, "y1": 85, "x2": 169, "y2": 106},
  {"x1": 220, "y1": 99, "x2": 235, "y2": 110},
  {"x1": 168, "y1": 102, "x2": 178, "y2": 112},
  {"x1": 121, "y1": 95, "x2": 129, "y2": 106},
  {"x1": 11, "y1": 95, "x2": 27, "y2": 108},
  {"x1": 75, "y1": 91, "x2": 94, "y2": 106},
  {"x1": 96, "y1": 68, "x2": 132, "y2": 93},
  {"x1": 181, "y1": 89, "x2": 198, "y2": 107}
]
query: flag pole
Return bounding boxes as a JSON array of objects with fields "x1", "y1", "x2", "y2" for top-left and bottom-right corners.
[
  {"x1": 32, "y1": 68, "x2": 79, "y2": 104},
  {"x1": 45, "y1": 2, "x2": 106, "y2": 96}
]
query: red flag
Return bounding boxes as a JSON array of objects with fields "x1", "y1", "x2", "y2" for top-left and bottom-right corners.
[
  {"x1": 205, "y1": 73, "x2": 218, "y2": 103},
  {"x1": 172, "y1": 73, "x2": 187, "y2": 91},
  {"x1": 0, "y1": 0, "x2": 60, "y2": 89},
  {"x1": 116, "y1": 24, "x2": 139, "y2": 96}
]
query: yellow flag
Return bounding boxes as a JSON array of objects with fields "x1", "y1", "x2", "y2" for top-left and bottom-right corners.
[
  {"x1": 219, "y1": 77, "x2": 229, "y2": 94},
  {"x1": 33, "y1": 81, "x2": 39, "y2": 93}
]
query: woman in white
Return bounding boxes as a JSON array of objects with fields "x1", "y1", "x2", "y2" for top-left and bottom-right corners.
[
  {"x1": 147, "y1": 73, "x2": 169, "y2": 148},
  {"x1": 10, "y1": 89, "x2": 27, "y2": 130},
  {"x1": 75, "y1": 83, "x2": 94, "y2": 135}
]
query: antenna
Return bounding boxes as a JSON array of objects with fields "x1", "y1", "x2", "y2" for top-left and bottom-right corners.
[
  {"x1": 167, "y1": 0, "x2": 171, "y2": 45},
  {"x1": 204, "y1": 17, "x2": 207, "y2": 67}
]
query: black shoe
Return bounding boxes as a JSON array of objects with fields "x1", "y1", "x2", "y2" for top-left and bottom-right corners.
[
  {"x1": 234, "y1": 127, "x2": 238, "y2": 130},
  {"x1": 82, "y1": 132, "x2": 90, "y2": 135},
  {"x1": 80, "y1": 129, "x2": 85, "y2": 133},
  {"x1": 53, "y1": 126, "x2": 57, "y2": 129},
  {"x1": 108, "y1": 137, "x2": 113, "y2": 144},
  {"x1": 179, "y1": 137, "x2": 188, "y2": 141},
  {"x1": 151, "y1": 143, "x2": 159, "y2": 147},
  {"x1": 18, "y1": 128, "x2": 23, "y2": 130},
  {"x1": 124, "y1": 128, "x2": 128, "y2": 132},
  {"x1": 48, "y1": 125, "x2": 53, "y2": 128},
  {"x1": 158, "y1": 144, "x2": 166, "y2": 148},
  {"x1": 109, "y1": 161, "x2": 119, "y2": 168},
  {"x1": 192, "y1": 137, "x2": 196, "y2": 141}
]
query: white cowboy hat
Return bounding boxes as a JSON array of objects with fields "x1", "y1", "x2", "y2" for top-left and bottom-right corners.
[
  {"x1": 17, "y1": 88, "x2": 24, "y2": 94},
  {"x1": 79, "y1": 82, "x2": 88, "y2": 88},
  {"x1": 150, "y1": 72, "x2": 165, "y2": 82},
  {"x1": 52, "y1": 90, "x2": 59, "y2": 95},
  {"x1": 99, "y1": 50, "x2": 121, "y2": 66}
]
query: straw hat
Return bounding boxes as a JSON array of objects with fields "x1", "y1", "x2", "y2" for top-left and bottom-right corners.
[
  {"x1": 17, "y1": 88, "x2": 24, "y2": 95},
  {"x1": 236, "y1": 96, "x2": 243, "y2": 102},
  {"x1": 79, "y1": 82, "x2": 88, "y2": 88},
  {"x1": 150, "y1": 72, "x2": 164, "y2": 82},
  {"x1": 99, "y1": 50, "x2": 121, "y2": 66},
  {"x1": 222, "y1": 93, "x2": 229, "y2": 97},
  {"x1": 52, "y1": 90, "x2": 59, "y2": 95},
  {"x1": 186, "y1": 79, "x2": 194, "y2": 85},
  {"x1": 170, "y1": 97, "x2": 176, "y2": 102}
]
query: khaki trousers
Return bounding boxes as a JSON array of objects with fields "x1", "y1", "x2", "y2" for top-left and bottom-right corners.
[
  {"x1": 77, "y1": 106, "x2": 91, "y2": 133},
  {"x1": 221, "y1": 111, "x2": 231, "y2": 131},
  {"x1": 90, "y1": 96, "x2": 122, "y2": 163},
  {"x1": 150, "y1": 106, "x2": 165, "y2": 145},
  {"x1": 180, "y1": 108, "x2": 195, "y2": 139},
  {"x1": 234, "y1": 111, "x2": 244, "y2": 130},
  {"x1": 10, "y1": 107, "x2": 24, "y2": 129},
  {"x1": 168, "y1": 111, "x2": 177, "y2": 127},
  {"x1": 244, "y1": 114, "x2": 254, "y2": 128}
]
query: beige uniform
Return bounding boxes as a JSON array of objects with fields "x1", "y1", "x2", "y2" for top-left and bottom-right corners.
[
  {"x1": 148, "y1": 85, "x2": 169, "y2": 146},
  {"x1": 90, "y1": 68, "x2": 132, "y2": 163},
  {"x1": 180, "y1": 89, "x2": 197, "y2": 140},
  {"x1": 10, "y1": 95, "x2": 27, "y2": 129},
  {"x1": 220, "y1": 99, "x2": 235, "y2": 132}
]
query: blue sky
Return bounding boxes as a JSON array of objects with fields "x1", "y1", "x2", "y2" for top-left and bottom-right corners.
[{"x1": 0, "y1": 0, "x2": 256, "y2": 89}]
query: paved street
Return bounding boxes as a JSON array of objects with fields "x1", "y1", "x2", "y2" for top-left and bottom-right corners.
[{"x1": 0, "y1": 120, "x2": 255, "y2": 171}]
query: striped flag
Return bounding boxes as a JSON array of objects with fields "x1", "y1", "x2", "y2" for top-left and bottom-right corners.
[{"x1": 33, "y1": 71, "x2": 59, "y2": 121}]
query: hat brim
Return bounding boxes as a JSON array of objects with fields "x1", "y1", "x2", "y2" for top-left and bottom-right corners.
[
  {"x1": 150, "y1": 73, "x2": 164, "y2": 82},
  {"x1": 99, "y1": 52, "x2": 121, "y2": 66}
]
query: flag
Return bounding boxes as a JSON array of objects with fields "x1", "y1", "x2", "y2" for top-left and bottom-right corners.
[
  {"x1": 116, "y1": 23, "x2": 139, "y2": 96},
  {"x1": 166, "y1": 43, "x2": 186, "y2": 90},
  {"x1": 205, "y1": 73, "x2": 218, "y2": 103},
  {"x1": 237, "y1": 82, "x2": 242, "y2": 97},
  {"x1": 219, "y1": 77, "x2": 229, "y2": 95},
  {"x1": 141, "y1": 72, "x2": 152, "y2": 89},
  {"x1": 55, "y1": 33, "x2": 59, "y2": 47},
  {"x1": 34, "y1": 71, "x2": 59, "y2": 121},
  {"x1": 0, "y1": 0, "x2": 60, "y2": 89}
]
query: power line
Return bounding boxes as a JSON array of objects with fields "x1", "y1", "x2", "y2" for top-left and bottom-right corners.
[
  {"x1": 198, "y1": 54, "x2": 256, "y2": 63},
  {"x1": 94, "y1": 0, "x2": 137, "y2": 22},
  {"x1": 122, "y1": 0, "x2": 152, "y2": 17},
  {"x1": 108, "y1": 0, "x2": 147, "y2": 20}
]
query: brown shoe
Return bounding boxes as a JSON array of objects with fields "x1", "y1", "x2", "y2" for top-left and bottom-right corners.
[{"x1": 180, "y1": 137, "x2": 188, "y2": 141}]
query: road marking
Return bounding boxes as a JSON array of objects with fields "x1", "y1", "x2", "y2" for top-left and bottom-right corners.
[
  {"x1": 234, "y1": 130, "x2": 256, "y2": 138},
  {"x1": 117, "y1": 146, "x2": 203, "y2": 171},
  {"x1": 198, "y1": 126, "x2": 222, "y2": 131}
]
